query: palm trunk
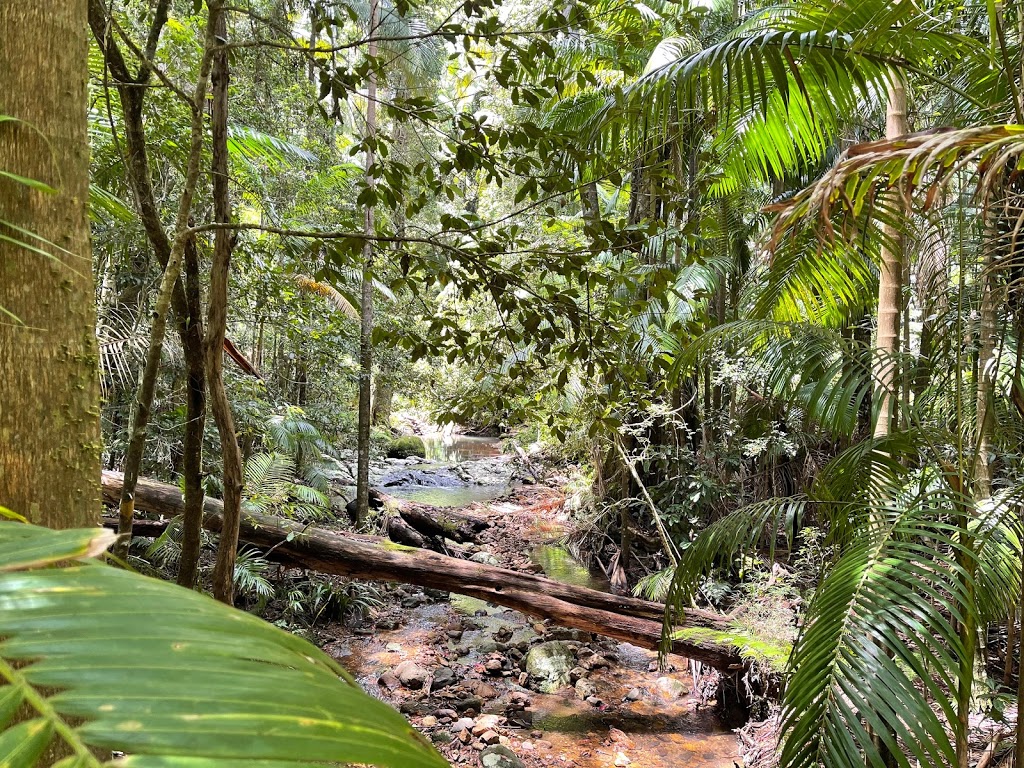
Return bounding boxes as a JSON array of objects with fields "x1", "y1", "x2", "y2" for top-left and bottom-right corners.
[
  {"x1": 207, "y1": 1, "x2": 244, "y2": 604},
  {"x1": 355, "y1": 0, "x2": 379, "y2": 526},
  {"x1": 870, "y1": 78, "x2": 907, "y2": 768},
  {"x1": 0, "y1": 0, "x2": 100, "y2": 528}
]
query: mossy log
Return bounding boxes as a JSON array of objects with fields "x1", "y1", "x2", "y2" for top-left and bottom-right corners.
[{"x1": 101, "y1": 470, "x2": 741, "y2": 670}]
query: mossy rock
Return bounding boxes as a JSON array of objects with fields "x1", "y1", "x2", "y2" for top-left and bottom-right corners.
[{"x1": 387, "y1": 435, "x2": 426, "y2": 459}]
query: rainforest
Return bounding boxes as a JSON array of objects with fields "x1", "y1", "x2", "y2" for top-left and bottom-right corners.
[{"x1": 1, "y1": 1, "x2": 1024, "y2": 767}]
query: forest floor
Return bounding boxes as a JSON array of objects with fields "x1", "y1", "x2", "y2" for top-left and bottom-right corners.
[{"x1": 313, "y1": 482, "x2": 746, "y2": 768}]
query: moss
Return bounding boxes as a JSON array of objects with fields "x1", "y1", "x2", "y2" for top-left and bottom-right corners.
[
  {"x1": 379, "y1": 539, "x2": 418, "y2": 553},
  {"x1": 386, "y1": 435, "x2": 426, "y2": 459},
  {"x1": 673, "y1": 626, "x2": 791, "y2": 674}
]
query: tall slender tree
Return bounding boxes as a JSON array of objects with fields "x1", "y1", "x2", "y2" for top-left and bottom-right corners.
[{"x1": 0, "y1": 0, "x2": 101, "y2": 528}]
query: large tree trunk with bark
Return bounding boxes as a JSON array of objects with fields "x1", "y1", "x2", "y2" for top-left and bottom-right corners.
[
  {"x1": 101, "y1": 471, "x2": 741, "y2": 670},
  {"x1": 0, "y1": 0, "x2": 101, "y2": 528}
]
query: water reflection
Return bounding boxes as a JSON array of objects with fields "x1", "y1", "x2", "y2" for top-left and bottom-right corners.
[{"x1": 421, "y1": 434, "x2": 503, "y2": 463}]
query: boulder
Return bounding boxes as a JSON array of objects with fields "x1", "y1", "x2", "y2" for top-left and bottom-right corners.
[
  {"x1": 469, "y1": 551, "x2": 501, "y2": 566},
  {"x1": 387, "y1": 435, "x2": 427, "y2": 459},
  {"x1": 479, "y1": 745, "x2": 526, "y2": 768},
  {"x1": 654, "y1": 676, "x2": 687, "y2": 700},
  {"x1": 395, "y1": 660, "x2": 428, "y2": 690},
  {"x1": 524, "y1": 641, "x2": 575, "y2": 693}
]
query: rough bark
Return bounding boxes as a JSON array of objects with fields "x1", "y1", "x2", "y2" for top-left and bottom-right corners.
[
  {"x1": 177, "y1": 237, "x2": 207, "y2": 587},
  {"x1": 0, "y1": 0, "x2": 101, "y2": 528},
  {"x1": 355, "y1": 0, "x2": 380, "y2": 526},
  {"x1": 100, "y1": 471, "x2": 741, "y2": 670},
  {"x1": 207, "y1": 1, "x2": 244, "y2": 605},
  {"x1": 395, "y1": 503, "x2": 489, "y2": 544}
]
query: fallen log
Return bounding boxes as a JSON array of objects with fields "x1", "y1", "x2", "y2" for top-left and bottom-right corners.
[
  {"x1": 395, "y1": 504, "x2": 488, "y2": 544},
  {"x1": 101, "y1": 471, "x2": 741, "y2": 669}
]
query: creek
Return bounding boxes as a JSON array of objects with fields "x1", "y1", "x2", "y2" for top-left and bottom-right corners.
[{"x1": 329, "y1": 440, "x2": 742, "y2": 767}]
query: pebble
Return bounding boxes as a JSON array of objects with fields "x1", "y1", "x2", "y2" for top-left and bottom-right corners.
[{"x1": 421, "y1": 715, "x2": 437, "y2": 727}]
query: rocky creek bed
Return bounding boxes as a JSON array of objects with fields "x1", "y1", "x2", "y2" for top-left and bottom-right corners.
[{"x1": 314, "y1": 451, "x2": 745, "y2": 768}]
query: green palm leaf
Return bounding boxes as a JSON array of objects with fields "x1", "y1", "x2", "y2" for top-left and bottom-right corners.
[{"x1": 0, "y1": 523, "x2": 447, "y2": 768}]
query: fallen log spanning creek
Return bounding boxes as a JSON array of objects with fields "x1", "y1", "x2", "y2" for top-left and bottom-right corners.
[{"x1": 101, "y1": 440, "x2": 746, "y2": 767}]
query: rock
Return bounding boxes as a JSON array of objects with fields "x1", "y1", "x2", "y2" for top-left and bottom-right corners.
[
  {"x1": 386, "y1": 435, "x2": 426, "y2": 459},
  {"x1": 478, "y1": 730, "x2": 501, "y2": 745},
  {"x1": 623, "y1": 688, "x2": 644, "y2": 702},
  {"x1": 469, "y1": 551, "x2": 501, "y2": 566},
  {"x1": 430, "y1": 730, "x2": 452, "y2": 745},
  {"x1": 655, "y1": 676, "x2": 687, "y2": 700},
  {"x1": 436, "y1": 708, "x2": 458, "y2": 721},
  {"x1": 524, "y1": 641, "x2": 575, "y2": 693},
  {"x1": 377, "y1": 671, "x2": 401, "y2": 691},
  {"x1": 472, "y1": 714, "x2": 504, "y2": 735},
  {"x1": 479, "y1": 745, "x2": 526, "y2": 768},
  {"x1": 569, "y1": 666, "x2": 587, "y2": 684},
  {"x1": 614, "y1": 752, "x2": 631, "y2": 766},
  {"x1": 455, "y1": 695, "x2": 484, "y2": 713},
  {"x1": 452, "y1": 717, "x2": 476, "y2": 732},
  {"x1": 431, "y1": 666, "x2": 458, "y2": 689},
  {"x1": 484, "y1": 658, "x2": 504, "y2": 675},
  {"x1": 395, "y1": 660, "x2": 428, "y2": 690},
  {"x1": 400, "y1": 699, "x2": 431, "y2": 716},
  {"x1": 608, "y1": 727, "x2": 635, "y2": 749},
  {"x1": 421, "y1": 715, "x2": 438, "y2": 727},
  {"x1": 385, "y1": 642, "x2": 402, "y2": 652},
  {"x1": 581, "y1": 654, "x2": 612, "y2": 671},
  {"x1": 585, "y1": 695, "x2": 604, "y2": 708},
  {"x1": 575, "y1": 679, "x2": 598, "y2": 700}
]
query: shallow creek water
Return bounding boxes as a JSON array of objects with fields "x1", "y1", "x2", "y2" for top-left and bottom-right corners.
[{"x1": 333, "y1": 443, "x2": 741, "y2": 766}]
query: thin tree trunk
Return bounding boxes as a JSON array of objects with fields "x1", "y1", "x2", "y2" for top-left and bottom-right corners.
[
  {"x1": 873, "y1": 80, "x2": 907, "y2": 442},
  {"x1": 870, "y1": 77, "x2": 907, "y2": 768},
  {"x1": 95, "y1": 0, "x2": 217, "y2": 556},
  {"x1": 207, "y1": 1, "x2": 244, "y2": 604},
  {"x1": 0, "y1": 0, "x2": 100, "y2": 528},
  {"x1": 355, "y1": 0, "x2": 379, "y2": 526},
  {"x1": 177, "y1": 236, "x2": 207, "y2": 588},
  {"x1": 88, "y1": 0, "x2": 207, "y2": 580}
]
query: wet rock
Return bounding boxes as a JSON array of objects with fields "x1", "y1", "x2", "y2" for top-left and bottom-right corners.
[
  {"x1": 400, "y1": 699, "x2": 432, "y2": 715},
  {"x1": 455, "y1": 695, "x2": 484, "y2": 713},
  {"x1": 469, "y1": 551, "x2": 501, "y2": 566},
  {"x1": 574, "y1": 679, "x2": 598, "y2": 700},
  {"x1": 524, "y1": 641, "x2": 575, "y2": 693},
  {"x1": 395, "y1": 660, "x2": 429, "y2": 689},
  {"x1": 479, "y1": 745, "x2": 526, "y2": 768},
  {"x1": 431, "y1": 666, "x2": 458, "y2": 689},
  {"x1": 654, "y1": 676, "x2": 687, "y2": 700}
]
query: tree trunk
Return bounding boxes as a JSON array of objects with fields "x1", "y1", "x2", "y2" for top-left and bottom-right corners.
[
  {"x1": 371, "y1": 377, "x2": 393, "y2": 426},
  {"x1": 873, "y1": 81, "x2": 907, "y2": 441},
  {"x1": 207, "y1": 1, "x2": 244, "y2": 605},
  {"x1": 177, "y1": 237, "x2": 207, "y2": 588},
  {"x1": 100, "y1": 471, "x2": 742, "y2": 670},
  {"x1": 0, "y1": 0, "x2": 100, "y2": 528},
  {"x1": 92, "y1": 0, "x2": 216, "y2": 555},
  {"x1": 87, "y1": 0, "x2": 206, "y2": 584},
  {"x1": 870, "y1": 78, "x2": 908, "y2": 768},
  {"x1": 355, "y1": 0, "x2": 379, "y2": 526}
]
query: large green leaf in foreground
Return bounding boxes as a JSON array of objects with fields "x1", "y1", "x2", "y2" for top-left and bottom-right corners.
[{"x1": 0, "y1": 523, "x2": 448, "y2": 768}]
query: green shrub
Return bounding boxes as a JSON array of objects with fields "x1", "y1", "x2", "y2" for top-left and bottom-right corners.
[{"x1": 387, "y1": 435, "x2": 426, "y2": 459}]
